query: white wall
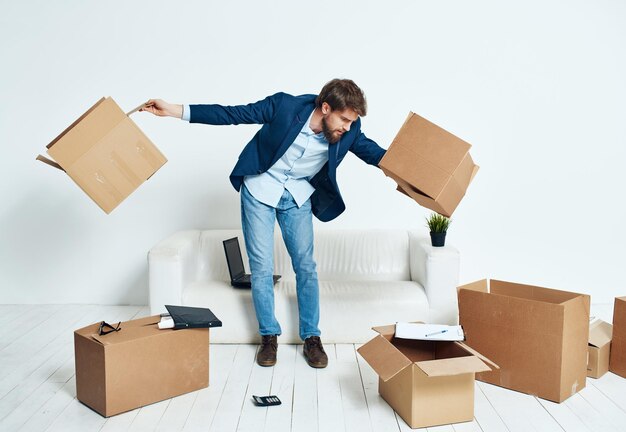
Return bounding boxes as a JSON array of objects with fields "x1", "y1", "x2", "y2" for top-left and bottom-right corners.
[{"x1": 1, "y1": 0, "x2": 625, "y2": 305}]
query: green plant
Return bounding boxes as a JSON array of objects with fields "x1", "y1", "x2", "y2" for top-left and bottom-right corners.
[{"x1": 426, "y1": 213, "x2": 451, "y2": 233}]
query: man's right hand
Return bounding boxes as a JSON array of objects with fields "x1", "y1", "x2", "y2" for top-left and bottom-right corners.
[{"x1": 140, "y1": 99, "x2": 183, "y2": 119}]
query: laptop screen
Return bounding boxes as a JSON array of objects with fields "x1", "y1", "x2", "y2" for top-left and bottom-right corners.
[{"x1": 223, "y1": 237, "x2": 246, "y2": 280}]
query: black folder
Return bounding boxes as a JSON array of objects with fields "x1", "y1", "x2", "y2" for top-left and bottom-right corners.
[{"x1": 164, "y1": 305, "x2": 222, "y2": 329}]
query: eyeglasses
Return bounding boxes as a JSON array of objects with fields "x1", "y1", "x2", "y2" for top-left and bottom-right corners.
[{"x1": 98, "y1": 321, "x2": 121, "y2": 336}]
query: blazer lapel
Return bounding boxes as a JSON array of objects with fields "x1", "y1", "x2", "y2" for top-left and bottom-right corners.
[
  {"x1": 271, "y1": 104, "x2": 315, "y2": 164},
  {"x1": 327, "y1": 141, "x2": 338, "y2": 182}
]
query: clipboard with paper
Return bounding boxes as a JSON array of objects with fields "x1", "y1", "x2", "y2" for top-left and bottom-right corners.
[{"x1": 158, "y1": 305, "x2": 222, "y2": 330}]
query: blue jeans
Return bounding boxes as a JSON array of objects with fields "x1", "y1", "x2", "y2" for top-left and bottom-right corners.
[{"x1": 240, "y1": 185, "x2": 321, "y2": 341}]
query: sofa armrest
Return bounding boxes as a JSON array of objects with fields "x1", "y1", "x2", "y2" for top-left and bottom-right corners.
[
  {"x1": 409, "y1": 232, "x2": 460, "y2": 325},
  {"x1": 148, "y1": 230, "x2": 201, "y2": 314}
]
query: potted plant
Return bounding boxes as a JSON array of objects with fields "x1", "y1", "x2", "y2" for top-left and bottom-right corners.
[{"x1": 426, "y1": 213, "x2": 451, "y2": 247}]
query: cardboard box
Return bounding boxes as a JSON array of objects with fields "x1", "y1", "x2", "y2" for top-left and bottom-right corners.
[
  {"x1": 609, "y1": 296, "x2": 626, "y2": 378},
  {"x1": 37, "y1": 97, "x2": 167, "y2": 214},
  {"x1": 74, "y1": 315, "x2": 209, "y2": 417},
  {"x1": 458, "y1": 279, "x2": 590, "y2": 402},
  {"x1": 587, "y1": 318, "x2": 612, "y2": 378},
  {"x1": 379, "y1": 112, "x2": 479, "y2": 217},
  {"x1": 358, "y1": 324, "x2": 495, "y2": 428}
]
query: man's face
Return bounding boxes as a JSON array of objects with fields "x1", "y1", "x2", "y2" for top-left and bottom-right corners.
[{"x1": 321, "y1": 103, "x2": 359, "y2": 144}]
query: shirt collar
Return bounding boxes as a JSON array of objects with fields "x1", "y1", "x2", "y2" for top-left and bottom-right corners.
[{"x1": 303, "y1": 111, "x2": 325, "y2": 138}]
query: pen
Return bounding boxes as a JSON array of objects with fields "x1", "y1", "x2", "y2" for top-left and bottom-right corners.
[{"x1": 425, "y1": 329, "x2": 448, "y2": 337}]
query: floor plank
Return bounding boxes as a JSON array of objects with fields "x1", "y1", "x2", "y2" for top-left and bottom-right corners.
[
  {"x1": 336, "y1": 343, "x2": 373, "y2": 432},
  {"x1": 577, "y1": 378, "x2": 626, "y2": 432},
  {"x1": 317, "y1": 344, "x2": 346, "y2": 432},
  {"x1": 0, "y1": 305, "x2": 64, "y2": 351},
  {"x1": 290, "y1": 345, "x2": 318, "y2": 432},
  {"x1": 207, "y1": 344, "x2": 256, "y2": 432},
  {"x1": 263, "y1": 344, "x2": 297, "y2": 432},
  {"x1": 477, "y1": 382, "x2": 563, "y2": 432},
  {"x1": 588, "y1": 372, "x2": 626, "y2": 413},
  {"x1": 127, "y1": 399, "x2": 170, "y2": 432},
  {"x1": 536, "y1": 396, "x2": 591, "y2": 432},
  {"x1": 0, "y1": 305, "x2": 37, "y2": 330},
  {"x1": 181, "y1": 344, "x2": 238, "y2": 432},
  {"x1": 236, "y1": 346, "x2": 275, "y2": 432},
  {"x1": 154, "y1": 391, "x2": 197, "y2": 432},
  {"x1": 16, "y1": 377, "x2": 78, "y2": 432},
  {"x1": 0, "y1": 381, "x2": 64, "y2": 432},
  {"x1": 473, "y1": 382, "x2": 508, "y2": 432},
  {"x1": 452, "y1": 419, "x2": 483, "y2": 432}
]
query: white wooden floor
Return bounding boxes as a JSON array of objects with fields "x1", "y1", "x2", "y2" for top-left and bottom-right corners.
[{"x1": 1, "y1": 304, "x2": 625, "y2": 432}]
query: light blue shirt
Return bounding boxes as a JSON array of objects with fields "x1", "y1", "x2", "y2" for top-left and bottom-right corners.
[{"x1": 183, "y1": 105, "x2": 329, "y2": 208}]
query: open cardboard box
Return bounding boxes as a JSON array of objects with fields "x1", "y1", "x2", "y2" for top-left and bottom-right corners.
[
  {"x1": 610, "y1": 296, "x2": 626, "y2": 378},
  {"x1": 379, "y1": 112, "x2": 479, "y2": 217},
  {"x1": 74, "y1": 315, "x2": 209, "y2": 417},
  {"x1": 458, "y1": 279, "x2": 590, "y2": 402},
  {"x1": 587, "y1": 318, "x2": 612, "y2": 378},
  {"x1": 37, "y1": 97, "x2": 166, "y2": 214},
  {"x1": 358, "y1": 323, "x2": 497, "y2": 429}
]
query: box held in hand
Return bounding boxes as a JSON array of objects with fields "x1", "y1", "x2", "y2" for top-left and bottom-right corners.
[
  {"x1": 379, "y1": 112, "x2": 479, "y2": 217},
  {"x1": 37, "y1": 97, "x2": 167, "y2": 214},
  {"x1": 358, "y1": 323, "x2": 496, "y2": 429},
  {"x1": 458, "y1": 279, "x2": 590, "y2": 402}
]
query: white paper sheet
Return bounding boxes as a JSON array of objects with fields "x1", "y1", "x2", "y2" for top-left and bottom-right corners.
[{"x1": 394, "y1": 322, "x2": 465, "y2": 341}]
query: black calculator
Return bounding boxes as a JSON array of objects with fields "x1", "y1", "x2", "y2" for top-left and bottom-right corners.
[{"x1": 252, "y1": 395, "x2": 282, "y2": 406}]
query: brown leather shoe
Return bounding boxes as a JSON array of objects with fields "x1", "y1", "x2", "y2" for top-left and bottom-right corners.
[
  {"x1": 303, "y1": 336, "x2": 328, "y2": 368},
  {"x1": 257, "y1": 335, "x2": 278, "y2": 367}
]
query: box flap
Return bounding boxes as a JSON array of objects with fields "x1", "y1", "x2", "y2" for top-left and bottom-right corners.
[
  {"x1": 390, "y1": 176, "x2": 451, "y2": 216},
  {"x1": 469, "y1": 162, "x2": 480, "y2": 183},
  {"x1": 36, "y1": 154, "x2": 65, "y2": 172},
  {"x1": 357, "y1": 335, "x2": 411, "y2": 382},
  {"x1": 371, "y1": 324, "x2": 396, "y2": 337},
  {"x1": 454, "y1": 341, "x2": 499, "y2": 370},
  {"x1": 589, "y1": 319, "x2": 612, "y2": 348},
  {"x1": 457, "y1": 279, "x2": 489, "y2": 294},
  {"x1": 75, "y1": 315, "x2": 161, "y2": 340},
  {"x1": 416, "y1": 355, "x2": 492, "y2": 377},
  {"x1": 89, "y1": 321, "x2": 161, "y2": 346}
]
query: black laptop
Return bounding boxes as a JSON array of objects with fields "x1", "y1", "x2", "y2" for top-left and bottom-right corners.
[{"x1": 222, "y1": 237, "x2": 281, "y2": 289}]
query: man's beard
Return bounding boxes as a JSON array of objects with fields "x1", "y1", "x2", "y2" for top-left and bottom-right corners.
[{"x1": 321, "y1": 117, "x2": 342, "y2": 144}]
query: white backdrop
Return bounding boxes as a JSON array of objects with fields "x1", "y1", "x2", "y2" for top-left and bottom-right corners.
[{"x1": 1, "y1": 0, "x2": 625, "y2": 305}]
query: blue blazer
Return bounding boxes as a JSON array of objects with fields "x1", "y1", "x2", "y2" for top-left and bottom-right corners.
[{"x1": 189, "y1": 92, "x2": 386, "y2": 222}]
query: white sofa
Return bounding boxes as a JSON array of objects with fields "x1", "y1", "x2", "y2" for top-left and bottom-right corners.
[{"x1": 148, "y1": 229, "x2": 460, "y2": 343}]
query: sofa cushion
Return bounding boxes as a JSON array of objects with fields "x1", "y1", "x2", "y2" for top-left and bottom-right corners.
[{"x1": 195, "y1": 229, "x2": 410, "y2": 283}]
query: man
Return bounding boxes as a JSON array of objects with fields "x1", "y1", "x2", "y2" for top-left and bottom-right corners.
[{"x1": 141, "y1": 79, "x2": 386, "y2": 368}]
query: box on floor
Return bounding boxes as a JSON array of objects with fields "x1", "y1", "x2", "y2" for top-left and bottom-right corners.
[
  {"x1": 379, "y1": 112, "x2": 479, "y2": 217},
  {"x1": 358, "y1": 324, "x2": 496, "y2": 429},
  {"x1": 587, "y1": 318, "x2": 612, "y2": 379},
  {"x1": 74, "y1": 315, "x2": 209, "y2": 417},
  {"x1": 458, "y1": 279, "x2": 590, "y2": 403},
  {"x1": 37, "y1": 97, "x2": 166, "y2": 214},
  {"x1": 610, "y1": 296, "x2": 626, "y2": 378}
]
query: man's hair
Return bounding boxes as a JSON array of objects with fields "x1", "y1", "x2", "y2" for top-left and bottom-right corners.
[{"x1": 315, "y1": 79, "x2": 367, "y2": 116}]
